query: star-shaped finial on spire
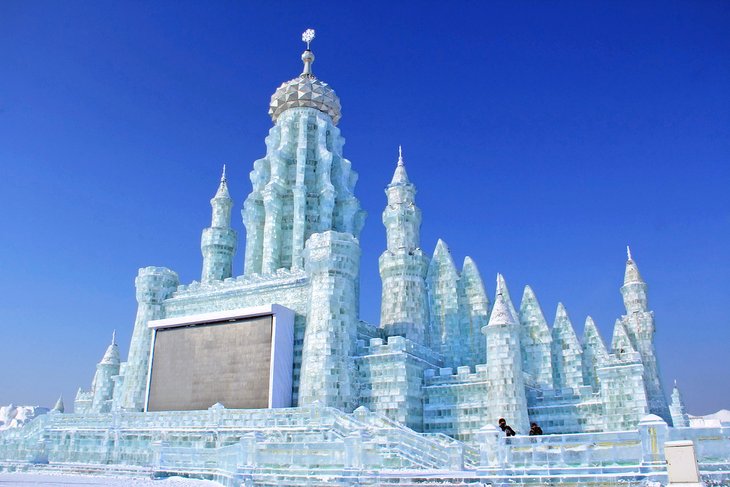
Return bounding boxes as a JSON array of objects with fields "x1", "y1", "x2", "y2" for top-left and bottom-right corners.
[{"x1": 302, "y1": 29, "x2": 315, "y2": 50}]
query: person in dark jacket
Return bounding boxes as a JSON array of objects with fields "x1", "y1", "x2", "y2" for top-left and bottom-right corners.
[
  {"x1": 498, "y1": 418, "x2": 516, "y2": 436},
  {"x1": 529, "y1": 422, "x2": 543, "y2": 436}
]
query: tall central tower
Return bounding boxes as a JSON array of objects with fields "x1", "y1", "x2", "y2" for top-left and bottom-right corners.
[
  {"x1": 242, "y1": 30, "x2": 366, "y2": 409},
  {"x1": 242, "y1": 30, "x2": 365, "y2": 276}
]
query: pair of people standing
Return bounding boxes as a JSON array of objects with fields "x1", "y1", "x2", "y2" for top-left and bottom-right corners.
[{"x1": 498, "y1": 418, "x2": 543, "y2": 436}]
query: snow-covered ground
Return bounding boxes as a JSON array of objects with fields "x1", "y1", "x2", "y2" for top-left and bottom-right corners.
[
  {"x1": 0, "y1": 473, "x2": 220, "y2": 486},
  {"x1": 0, "y1": 405, "x2": 49, "y2": 431},
  {"x1": 690, "y1": 408, "x2": 730, "y2": 428}
]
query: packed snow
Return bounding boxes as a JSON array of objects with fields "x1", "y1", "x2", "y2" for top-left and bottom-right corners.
[
  {"x1": 689, "y1": 408, "x2": 730, "y2": 428},
  {"x1": 0, "y1": 473, "x2": 220, "y2": 486},
  {"x1": 0, "y1": 405, "x2": 49, "y2": 431}
]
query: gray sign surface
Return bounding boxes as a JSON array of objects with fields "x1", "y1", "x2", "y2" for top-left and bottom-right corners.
[{"x1": 147, "y1": 315, "x2": 273, "y2": 411}]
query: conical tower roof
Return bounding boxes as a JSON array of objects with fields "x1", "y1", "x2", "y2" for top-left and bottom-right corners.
[
  {"x1": 213, "y1": 164, "x2": 231, "y2": 200},
  {"x1": 52, "y1": 395, "x2": 64, "y2": 413},
  {"x1": 100, "y1": 331, "x2": 120, "y2": 365},
  {"x1": 496, "y1": 273, "x2": 518, "y2": 319},
  {"x1": 624, "y1": 245, "x2": 644, "y2": 285},
  {"x1": 390, "y1": 146, "x2": 410, "y2": 185},
  {"x1": 488, "y1": 276, "x2": 517, "y2": 327}
]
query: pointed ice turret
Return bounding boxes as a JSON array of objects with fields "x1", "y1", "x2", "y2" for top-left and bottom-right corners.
[
  {"x1": 618, "y1": 247, "x2": 672, "y2": 423},
  {"x1": 52, "y1": 395, "x2": 64, "y2": 413},
  {"x1": 484, "y1": 277, "x2": 529, "y2": 433},
  {"x1": 622, "y1": 246, "x2": 647, "y2": 313},
  {"x1": 458, "y1": 257, "x2": 489, "y2": 365},
  {"x1": 379, "y1": 146, "x2": 430, "y2": 344},
  {"x1": 90, "y1": 331, "x2": 121, "y2": 413},
  {"x1": 518, "y1": 285, "x2": 553, "y2": 388},
  {"x1": 427, "y1": 240, "x2": 465, "y2": 365},
  {"x1": 669, "y1": 381, "x2": 690, "y2": 427},
  {"x1": 201, "y1": 165, "x2": 237, "y2": 282},
  {"x1": 582, "y1": 316, "x2": 609, "y2": 392},
  {"x1": 496, "y1": 273, "x2": 518, "y2": 320},
  {"x1": 611, "y1": 319, "x2": 637, "y2": 359},
  {"x1": 551, "y1": 303, "x2": 584, "y2": 391},
  {"x1": 390, "y1": 145, "x2": 410, "y2": 184}
]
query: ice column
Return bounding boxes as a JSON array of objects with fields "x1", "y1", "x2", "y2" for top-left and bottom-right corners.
[
  {"x1": 299, "y1": 231, "x2": 361, "y2": 410},
  {"x1": 115, "y1": 267, "x2": 178, "y2": 411},
  {"x1": 484, "y1": 274, "x2": 529, "y2": 433}
]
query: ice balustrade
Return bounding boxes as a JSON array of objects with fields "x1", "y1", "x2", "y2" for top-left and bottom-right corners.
[
  {"x1": 3, "y1": 406, "x2": 729, "y2": 486},
  {"x1": 669, "y1": 426, "x2": 730, "y2": 465},
  {"x1": 486, "y1": 430, "x2": 643, "y2": 468}
]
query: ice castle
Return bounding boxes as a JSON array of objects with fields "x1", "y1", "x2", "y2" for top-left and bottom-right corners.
[{"x1": 1, "y1": 30, "x2": 728, "y2": 486}]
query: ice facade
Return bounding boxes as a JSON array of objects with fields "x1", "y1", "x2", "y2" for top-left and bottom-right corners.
[{"x1": 2, "y1": 33, "x2": 729, "y2": 486}]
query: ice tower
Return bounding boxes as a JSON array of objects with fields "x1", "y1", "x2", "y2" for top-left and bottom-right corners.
[
  {"x1": 379, "y1": 148, "x2": 430, "y2": 345},
  {"x1": 201, "y1": 166, "x2": 237, "y2": 282},
  {"x1": 620, "y1": 247, "x2": 672, "y2": 423},
  {"x1": 242, "y1": 29, "x2": 365, "y2": 409}
]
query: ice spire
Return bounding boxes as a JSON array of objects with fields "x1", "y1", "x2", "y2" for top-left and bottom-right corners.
[
  {"x1": 487, "y1": 280, "x2": 517, "y2": 327},
  {"x1": 669, "y1": 380, "x2": 690, "y2": 427},
  {"x1": 100, "y1": 331, "x2": 120, "y2": 365},
  {"x1": 459, "y1": 256, "x2": 489, "y2": 365},
  {"x1": 611, "y1": 319, "x2": 637, "y2": 359},
  {"x1": 518, "y1": 285, "x2": 553, "y2": 388},
  {"x1": 390, "y1": 145, "x2": 410, "y2": 185},
  {"x1": 551, "y1": 303, "x2": 584, "y2": 390},
  {"x1": 624, "y1": 245, "x2": 644, "y2": 285},
  {"x1": 495, "y1": 273, "x2": 518, "y2": 320},
  {"x1": 52, "y1": 395, "x2": 64, "y2": 413},
  {"x1": 427, "y1": 240, "x2": 463, "y2": 364},
  {"x1": 214, "y1": 164, "x2": 230, "y2": 198},
  {"x1": 582, "y1": 316, "x2": 609, "y2": 392}
]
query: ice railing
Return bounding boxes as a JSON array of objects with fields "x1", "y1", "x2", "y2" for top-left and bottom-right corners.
[
  {"x1": 477, "y1": 419, "x2": 730, "y2": 470},
  {"x1": 669, "y1": 426, "x2": 730, "y2": 465},
  {"x1": 350, "y1": 405, "x2": 479, "y2": 467},
  {"x1": 154, "y1": 403, "x2": 474, "y2": 472},
  {"x1": 490, "y1": 430, "x2": 642, "y2": 468}
]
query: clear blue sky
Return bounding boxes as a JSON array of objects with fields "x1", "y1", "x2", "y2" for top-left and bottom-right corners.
[{"x1": 0, "y1": 1, "x2": 728, "y2": 414}]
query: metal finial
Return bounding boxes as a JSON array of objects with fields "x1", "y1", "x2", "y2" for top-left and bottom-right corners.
[
  {"x1": 302, "y1": 29, "x2": 315, "y2": 50},
  {"x1": 300, "y1": 29, "x2": 316, "y2": 77},
  {"x1": 397, "y1": 145, "x2": 404, "y2": 166},
  {"x1": 627, "y1": 245, "x2": 632, "y2": 261},
  {"x1": 221, "y1": 164, "x2": 227, "y2": 182}
]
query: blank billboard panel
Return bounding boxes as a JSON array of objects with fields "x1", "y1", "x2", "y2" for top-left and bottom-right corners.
[{"x1": 146, "y1": 309, "x2": 289, "y2": 411}]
